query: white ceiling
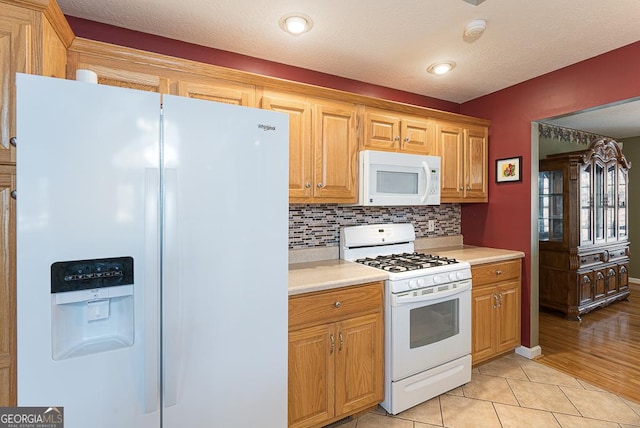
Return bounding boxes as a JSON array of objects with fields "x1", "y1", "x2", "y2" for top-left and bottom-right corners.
[
  {"x1": 57, "y1": 0, "x2": 640, "y2": 136},
  {"x1": 542, "y1": 99, "x2": 640, "y2": 140}
]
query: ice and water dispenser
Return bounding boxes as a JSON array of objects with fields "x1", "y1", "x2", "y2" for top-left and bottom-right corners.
[{"x1": 50, "y1": 256, "x2": 135, "y2": 360}]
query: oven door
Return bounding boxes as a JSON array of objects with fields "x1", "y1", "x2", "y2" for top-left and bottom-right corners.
[{"x1": 389, "y1": 280, "x2": 471, "y2": 381}]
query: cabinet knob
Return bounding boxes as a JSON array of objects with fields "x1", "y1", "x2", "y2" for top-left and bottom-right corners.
[
  {"x1": 403, "y1": 136, "x2": 410, "y2": 143},
  {"x1": 334, "y1": 301, "x2": 341, "y2": 308},
  {"x1": 317, "y1": 183, "x2": 324, "y2": 188},
  {"x1": 9, "y1": 137, "x2": 17, "y2": 147},
  {"x1": 10, "y1": 190, "x2": 16, "y2": 200},
  {"x1": 467, "y1": 186, "x2": 471, "y2": 190},
  {"x1": 495, "y1": 270, "x2": 502, "y2": 275},
  {"x1": 305, "y1": 182, "x2": 311, "y2": 188},
  {"x1": 394, "y1": 136, "x2": 401, "y2": 141},
  {"x1": 459, "y1": 187, "x2": 464, "y2": 190}
]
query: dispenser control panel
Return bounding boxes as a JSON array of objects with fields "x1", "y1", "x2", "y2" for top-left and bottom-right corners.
[{"x1": 51, "y1": 256, "x2": 134, "y2": 293}]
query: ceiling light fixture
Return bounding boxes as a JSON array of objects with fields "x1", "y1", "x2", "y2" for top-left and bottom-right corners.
[
  {"x1": 427, "y1": 61, "x2": 456, "y2": 75},
  {"x1": 464, "y1": 19, "x2": 487, "y2": 39},
  {"x1": 279, "y1": 13, "x2": 313, "y2": 36}
]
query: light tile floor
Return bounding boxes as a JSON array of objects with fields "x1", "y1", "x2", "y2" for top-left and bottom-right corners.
[{"x1": 339, "y1": 353, "x2": 640, "y2": 428}]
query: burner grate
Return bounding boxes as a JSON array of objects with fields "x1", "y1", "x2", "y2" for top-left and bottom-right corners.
[{"x1": 354, "y1": 252, "x2": 459, "y2": 272}]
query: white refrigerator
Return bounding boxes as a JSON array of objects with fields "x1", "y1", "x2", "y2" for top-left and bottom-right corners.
[{"x1": 15, "y1": 73, "x2": 289, "y2": 428}]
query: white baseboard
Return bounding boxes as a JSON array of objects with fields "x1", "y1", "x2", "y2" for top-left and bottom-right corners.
[
  {"x1": 515, "y1": 345, "x2": 542, "y2": 360},
  {"x1": 629, "y1": 277, "x2": 640, "y2": 285}
]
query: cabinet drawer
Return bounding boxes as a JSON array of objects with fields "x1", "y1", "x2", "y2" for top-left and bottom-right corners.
[
  {"x1": 578, "y1": 252, "x2": 602, "y2": 267},
  {"x1": 471, "y1": 259, "x2": 521, "y2": 287},
  {"x1": 289, "y1": 282, "x2": 383, "y2": 329}
]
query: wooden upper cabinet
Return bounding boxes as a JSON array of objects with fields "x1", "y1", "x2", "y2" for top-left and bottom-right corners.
[
  {"x1": 401, "y1": 118, "x2": 436, "y2": 154},
  {"x1": 437, "y1": 123, "x2": 465, "y2": 200},
  {"x1": 465, "y1": 125, "x2": 488, "y2": 201},
  {"x1": 0, "y1": 5, "x2": 33, "y2": 164},
  {"x1": 436, "y1": 121, "x2": 488, "y2": 203},
  {"x1": 363, "y1": 111, "x2": 400, "y2": 150},
  {"x1": 313, "y1": 100, "x2": 358, "y2": 202},
  {"x1": 172, "y1": 80, "x2": 255, "y2": 106},
  {"x1": 261, "y1": 92, "x2": 313, "y2": 200},
  {"x1": 261, "y1": 92, "x2": 357, "y2": 203},
  {"x1": 363, "y1": 108, "x2": 435, "y2": 155}
]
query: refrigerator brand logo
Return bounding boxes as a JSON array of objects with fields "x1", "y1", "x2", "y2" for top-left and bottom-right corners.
[
  {"x1": 0, "y1": 407, "x2": 63, "y2": 428},
  {"x1": 258, "y1": 124, "x2": 276, "y2": 131}
]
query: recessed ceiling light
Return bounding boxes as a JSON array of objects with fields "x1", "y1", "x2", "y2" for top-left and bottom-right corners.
[
  {"x1": 427, "y1": 61, "x2": 456, "y2": 75},
  {"x1": 279, "y1": 13, "x2": 313, "y2": 36}
]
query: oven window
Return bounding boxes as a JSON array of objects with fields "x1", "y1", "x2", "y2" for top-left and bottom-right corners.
[
  {"x1": 409, "y1": 299, "x2": 459, "y2": 348},
  {"x1": 376, "y1": 171, "x2": 419, "y2": 194}
]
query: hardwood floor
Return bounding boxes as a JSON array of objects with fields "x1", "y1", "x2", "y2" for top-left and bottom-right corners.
[{"x1": 538, "y1": 283, "x2": 640, "y2": 404}]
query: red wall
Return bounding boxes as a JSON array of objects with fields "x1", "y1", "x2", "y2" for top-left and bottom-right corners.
[
  {"x1": 66, "y1": 16, "x2": 460, "y2": 113},
  {"x1": 460, "y1": 41, "x2": 640, "y2": 347}
]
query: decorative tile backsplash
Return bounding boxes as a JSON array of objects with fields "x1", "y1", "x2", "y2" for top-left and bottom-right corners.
[{"x1": 289, "y1": 204, "x2": 460, "y2": 249}]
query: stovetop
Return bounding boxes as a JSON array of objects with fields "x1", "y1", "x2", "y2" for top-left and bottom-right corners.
[
  {"x1": 340, "y1": 223, "x2": 471, "y2": 292},
  {"x1": 354, "y1": 252, "x2": 460, "y2": 273}
]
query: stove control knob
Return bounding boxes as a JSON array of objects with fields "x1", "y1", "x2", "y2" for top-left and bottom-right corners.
[
  {"x1": 449, "y1": 273, "x2": 457, "y2": 281},
  {"x1": 408, "y1": 279, "x2": 418, "y2": 288},
  {"x1": 433, "y1": 275, "x2": 443, "y2": 284},
  {"x1": 417, "y1": 278, "x2": 425, "y2": 287},
  {"x1": 456, "y1": 271, "x2": 466, "y2": 280}
]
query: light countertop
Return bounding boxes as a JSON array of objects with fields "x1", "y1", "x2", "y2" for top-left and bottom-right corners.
[{"x1": 288, "y1": 245, "x2": 524, "y2": 296}]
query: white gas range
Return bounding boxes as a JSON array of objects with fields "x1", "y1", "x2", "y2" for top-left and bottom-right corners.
[{"x1": 340, "y1": 223, "x2": 472, "y2": 415}]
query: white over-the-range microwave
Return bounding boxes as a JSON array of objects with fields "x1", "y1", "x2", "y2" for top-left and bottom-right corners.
[{"x1": 358, "y1": 150, "x2": 441, "y2": 206}]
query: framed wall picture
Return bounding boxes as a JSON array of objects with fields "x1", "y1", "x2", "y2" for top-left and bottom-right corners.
[{"x1": 496, "y1": 156, "x2": 522, "y2": 183}]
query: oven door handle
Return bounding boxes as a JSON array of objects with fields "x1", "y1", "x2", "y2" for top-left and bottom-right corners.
[{"x1": 392, "y1": 282, "x2": 471, "y2": 306}]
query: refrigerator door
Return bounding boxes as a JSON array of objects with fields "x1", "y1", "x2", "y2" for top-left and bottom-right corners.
[
  {"x1": 16, "y1": 74, "x2": 161, "y2": 428},
  {"x1": 160, "y1": 95, "x2": 289, "y2": 427}
]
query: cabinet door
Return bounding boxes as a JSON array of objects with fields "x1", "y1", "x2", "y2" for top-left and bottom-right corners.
[
  {"x1": 578, "y1": 272, "x2": 593, "y2": 306},
  {"x1": 288, "y1": 324, "x2": 335, "y2": 428},
  {"x1": 593, "y1": 269, "x2": 606, "y2": 300},
  {"x1": 496, "y1": 281, "x2": 521, "y2": 353},
  {"x1": 334, "y1": 312, "x2": 383, "y2": 417},
  {"x1": 313, "y1": 100, "x2": 358, "y2": 201},
  {"x1": 594, "y1": 161, "x2": 606, "y2": 243},
  {"x1": 262, "y1": 94, "x2": 313, "y2": 200},
  {"x1": 0, "y1": 6, "x2": 33, "y2": 164},
  {"x1": 618, "y1": 263, "x2": 629, "y2": 293},
  {"x1": 0, "y1": 167, "x2": 16, "y2": 405},
  {"x1": 618, "y1": 168, "x2": 628, "y2": 240},
  {"x1": 363, "y1": 111, "x2": 400, "y2": 151},
  {"x1": 605, "y1": 266, "x2": 618, "y2": 296},
  {"x1": 471, "y1": 285, "x2": 495, "y2": 364},
  {"x1": 173, "y1": 80, "x2": 255, "y2": 106},
  {"x1": 436, "y1": 123, "x2": 464, "y2": 201},
  {"x1": 465, "y1": 126, "x2": 488, "y2": 201},
  {"x1": 401, "y1": 118, "x2": 436, "y2": 155}
]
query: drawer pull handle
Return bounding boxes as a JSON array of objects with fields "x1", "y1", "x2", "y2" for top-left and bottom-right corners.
[
  {"x1": 334, "y1": 301, "x2": 341, "y2": 308},
  {"x1": 330, "y1": 334, "x2": 334, "y2": 354},
  {"x1": 339, "y1": 332, "x2": 343, "y2": 351},
  {"x1": 581, "y1": 258, "x2": 587, "y2": 263},
  {"x1": 495, "y1": 270, "x2": 502, "y2": 275}
]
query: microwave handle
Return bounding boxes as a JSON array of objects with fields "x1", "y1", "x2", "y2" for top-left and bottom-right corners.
[{"x1": 421, "y1": 161, "x2": 430, "y2": 203}]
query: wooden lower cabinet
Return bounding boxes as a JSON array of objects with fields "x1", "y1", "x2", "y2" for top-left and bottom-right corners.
[
  {"x1": 471, "y1": 259, "x2": 521, "y2": 365},
  {"x1": 0, "y1": 166, "x2": 16, "y2": 405},
  {"x1": 288, "y1": 282, "x2": 384, "y2": 428}
]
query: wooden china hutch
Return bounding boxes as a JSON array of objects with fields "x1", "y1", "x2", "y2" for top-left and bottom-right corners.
[{"x1": 538, "y1": 139, "x2": 631, "y2": 320}]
